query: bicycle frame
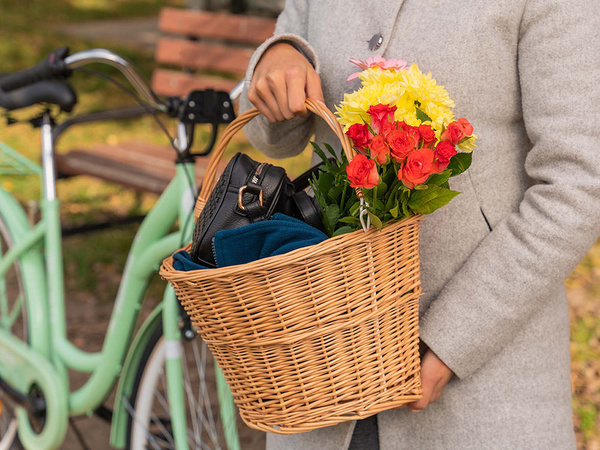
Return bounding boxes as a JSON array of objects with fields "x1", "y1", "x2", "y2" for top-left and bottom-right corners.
[{"x1": 0, "y1": 112, "x2": 223, "y2": 449}]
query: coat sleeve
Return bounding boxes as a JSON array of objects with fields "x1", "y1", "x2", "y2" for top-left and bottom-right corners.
[
  {"x1": 419, "y1": 0, "x2": 600, "y2": 379},
  {"x1": 239, "y1": 0, "x2": 320, "y2": 159}
]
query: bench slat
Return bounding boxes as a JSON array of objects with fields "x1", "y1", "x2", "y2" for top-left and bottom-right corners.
[
  {"x1": 152, "y1": 69, "x2": 238, "y2": 97},
  {"x1": 156, "y1": 38, "x2": 253, "y2": 75},
  {"x1": 55, "y1": 141, "x2": 214, "y2": 195},
  {"x1": 159, "y1": 7, "x2": 275, "y2": 46}
]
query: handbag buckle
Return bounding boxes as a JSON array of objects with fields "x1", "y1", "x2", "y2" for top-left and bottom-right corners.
[{"x1": 238, "y1": 185, "x2": 263, "y2": 211}]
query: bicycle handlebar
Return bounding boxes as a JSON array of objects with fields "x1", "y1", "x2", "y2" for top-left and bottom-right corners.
[
  {"x1": 0, "y1": 47, "x2": 170, "y2": 113},
  {"x1": 0, "y1": 47, "x2": 72, "y2": 92},
  {"x1": 0, "y1": 47, "x2": 243, "y2": 113}
]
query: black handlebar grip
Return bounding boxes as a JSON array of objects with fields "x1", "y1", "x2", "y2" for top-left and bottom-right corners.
[{"x1": 0, "y1": 47, "x2": 72, "y2": 92}]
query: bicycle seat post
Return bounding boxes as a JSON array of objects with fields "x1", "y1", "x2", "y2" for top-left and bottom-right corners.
[{"x1": 41, "y1": 111, "x2": 57, "y2": 202}]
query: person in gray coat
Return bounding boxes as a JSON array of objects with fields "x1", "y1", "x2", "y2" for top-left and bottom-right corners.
[{"x1": 239, "y1": 1, "x2": 600, "y2": 448}]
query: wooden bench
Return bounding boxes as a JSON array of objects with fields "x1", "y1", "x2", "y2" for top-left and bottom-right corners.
[{"x1": 55, "y1": 7, "x2": 276, "y2": 195}]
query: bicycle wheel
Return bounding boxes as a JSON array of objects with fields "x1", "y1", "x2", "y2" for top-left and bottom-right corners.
[
  {"x1": 0, "y1": 217, "x2": 26, "y2": 450},
  {"x1": 125, "y1": 323, "x2": 256, "y2": 450}
]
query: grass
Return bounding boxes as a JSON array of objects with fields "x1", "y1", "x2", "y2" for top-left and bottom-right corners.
[{"x1": 1, "y1": 1, "x2": 599, "y2": 448}]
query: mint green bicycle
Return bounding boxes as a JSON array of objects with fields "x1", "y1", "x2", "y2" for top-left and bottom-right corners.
[{"x1": 0, "y1": 47, "x2": 245, "y2": 449}]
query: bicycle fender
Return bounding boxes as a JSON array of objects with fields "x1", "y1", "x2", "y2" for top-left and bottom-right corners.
[{"x1": 109, "y1": 303, "x2": 163, "y2": 449}]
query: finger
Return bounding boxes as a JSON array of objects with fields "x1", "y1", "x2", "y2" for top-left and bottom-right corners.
[
  {"x1": 266, "y1": 72, "x2": 295, "y2": 120},
  {"x1": 429, "y1": 371, "x2": 453, "y2": 404},
  {"x1": 306, "y1": 69, "x2": 324, "y2": 103},
  {"x1": 429, "y1": 379, "x2": 446, "y2": 404},
  {"x1": 286, "y1": 67, "x2": 309, "y2": 117},
  {"x1": 407, "y1": 378, "x2": 433, "y2": 412},
  {"x1": 248, "y1": 80, "x2": 277, "y2": 122},
  {"x1": 251, "y1": 94, "x2": 277, "y2": 123},
  {"x1": 255, "y1": 78, "x2": 286, "y2": 122},
  {"x1": 407, "y1": 350, "x2": 435, "y2": 412}
]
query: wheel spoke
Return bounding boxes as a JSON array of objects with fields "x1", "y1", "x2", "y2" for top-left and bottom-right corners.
[
  {"x1": 128, "y1": 332, "x2": 241, "y2": 450},
  {"x1": 0, "y1": 219, "x2": 26, "y2": 449},
  {"x1": 122, "y1": 397, "x2": 163, "y2": 450},
  {"x1": 194, "y1": 340, "x2": 220, "y2": 447}
]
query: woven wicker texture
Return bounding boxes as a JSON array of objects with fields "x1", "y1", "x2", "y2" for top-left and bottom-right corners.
[{"x1": 160, "y1": 99, "x2": 423, "y2": 434}]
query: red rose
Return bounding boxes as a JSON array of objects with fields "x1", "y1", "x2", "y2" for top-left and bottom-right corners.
[
  {"x1": 433, "y1": 141, "x2": 457, "y2": 172},
  {"x1": 400, "y1": 147, "x2": 435, "y2": 189},
  {"x1": 418, "y1": 124, "x2": 437, "y2": 147},
  {"x1": 369, "y1": 135, "x2": 390, "y2": 164},
  {"x1": 346, "y1": 154, "x2": 380, "y2": 189},
  {"x1": 367, "y1": 104, "x2": 397, "y2": 134},
  {"x1": 406, "y1": 125, "x2": 421, "y2": 143},
  {"x1": 388, "y1": 129, "x2": 417, "y2": 163},
  {"x1": 456, "y1": 118, "x2": 474, "y2": 135},
  {"x1": 346, "y1": 123, "x2": 373, "y2": 153},
  {"x1": 441, "y1": 118, "x2": 474, "y2": 145},
  {"x1": 379, "y1": 120, "x2": 397, "y2": 139}
]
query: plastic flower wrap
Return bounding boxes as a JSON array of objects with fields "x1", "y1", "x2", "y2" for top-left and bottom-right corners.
[{"x1": 311, "y1": 57, "x2": 477, "y2": 236}]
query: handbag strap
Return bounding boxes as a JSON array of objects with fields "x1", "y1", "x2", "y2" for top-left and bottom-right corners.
[{"x1": 194, "y1": 98, "x2": 358, "y2": 221}]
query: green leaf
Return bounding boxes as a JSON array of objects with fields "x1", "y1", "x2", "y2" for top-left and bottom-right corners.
[
  {"x1": 332, "y1": 226, "x2": 356, "y2": 237},
  {"x1": 414, "y1": 184, "x2": 428, "y2": 190},
  {"x1": 447, "y1": 152, "x2": 472, "y2": 177},
  {"x1": 390, "y1": 204, "x2": 400, "y2": 218},
  {"x1": 408, "y1": 186, "x2": 460, "y2": 215},
  {"x1": 401, "y1": 201, "x2": 410, "y2": 218},
  {"x1": 373, "y1": 199, "x2": 386, "y2": 212},
  {"x1": 349, "y1": 201, "x2": 361, "y2": 217},
  {"x1": 426, "y1": 169, "x2": 451, "y2": 186},
  {"x1": 368, "y1": 212, "x2": 384, "y2": 230},
  {"x1": 324, "y1": 143, "x2": 341, "y2": 165},
  {"x1": 310, "y1": 142, "x2": 335, "y2": 171},
  {"x1": 381, "y1": 164, "x2": 398, "y2": 187},
  {"x1": 377, "y1": 180, "x2": 389, "y2": 197},
  {"x1": 328, "y1": 185, "x2": 343, "y2": 201},
  {"x1": 338, "y1": 216, "x2": 361, "y2": 224},
  {"x1": 324, "y1": 204, "x2": 340, "y2": 231},
  {"x1": 415, "y1": 106, "x2": 432, "y2": 123},
  {"x1": 317, "y1": 173, "x2": 334, "y2": 198}
]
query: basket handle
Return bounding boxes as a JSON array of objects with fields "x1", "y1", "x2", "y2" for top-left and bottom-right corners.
[{"x1": 194, "y1": 98, "x2": 358, "y2": 220}]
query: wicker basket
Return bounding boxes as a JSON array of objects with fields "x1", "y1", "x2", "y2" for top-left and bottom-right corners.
[{"x1": 160, "y1": 99, "x2": 423, "y2": 435}]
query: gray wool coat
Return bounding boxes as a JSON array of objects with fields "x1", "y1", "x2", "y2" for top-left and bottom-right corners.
[{"x1": 239, "y1": 1, "x2": 600, "y2": 448}]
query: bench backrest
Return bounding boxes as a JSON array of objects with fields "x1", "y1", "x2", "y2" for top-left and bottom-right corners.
[{"x1": 152, "y1": 7, "x2": 276, "y2": 97}]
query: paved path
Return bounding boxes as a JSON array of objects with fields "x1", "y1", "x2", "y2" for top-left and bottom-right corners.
[{"x1": 59, "y1": 17, "x2": 159, "y2": 53}]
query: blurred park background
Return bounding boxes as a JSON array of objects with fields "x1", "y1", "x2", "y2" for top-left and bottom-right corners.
[{"x1": 0, "y1": 0, "x2": 598, "y2": 448}]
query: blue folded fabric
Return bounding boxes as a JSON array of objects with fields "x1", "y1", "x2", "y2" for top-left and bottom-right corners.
[{"x1": 173, "y1": 213, "x2": 328, "y2": 271}]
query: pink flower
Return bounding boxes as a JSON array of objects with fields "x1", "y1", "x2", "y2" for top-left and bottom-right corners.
[{"x1": 347, "y1": 56, "x2": 409, "y2": 81}]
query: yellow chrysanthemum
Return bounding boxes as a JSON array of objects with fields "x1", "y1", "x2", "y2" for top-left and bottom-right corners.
[
  {"x1": 336, "y1": 63, "x2": 456, "y2": 137},
  {"x1": 458, "y1": 135, "x2": 478, "y2": 152}
]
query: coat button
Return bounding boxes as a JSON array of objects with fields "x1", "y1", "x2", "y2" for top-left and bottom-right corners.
[{"x1": 369, "y1": 33, "x2": 383, "y2": 51}]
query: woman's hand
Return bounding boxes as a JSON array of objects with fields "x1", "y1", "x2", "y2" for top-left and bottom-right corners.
[
  {"x1": 406, "y1": 349, "x2": 454, "y2": 412},
  {"x1": 248, "y1": 42, "x2": 324, "y2": 123}
]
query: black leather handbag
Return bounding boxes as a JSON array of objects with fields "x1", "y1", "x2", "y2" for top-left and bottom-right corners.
[{"x1": 190, "y1": 152, "x2": 323, "y2": 267}]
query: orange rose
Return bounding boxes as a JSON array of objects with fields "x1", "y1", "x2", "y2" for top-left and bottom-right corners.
[
  {"x1": 441, "y1": 118, "x2": 474, "y2": 145},
  {"x1": 418, "y1": 124, "x2": 437, "y2": 147},
  {"x1": 433, "y1": 141, "x2": 457, "y2": 172},
  {"x1": 346, "y1": 154, "x2": 379, "y2": 189},
  {"x1": 388, "y1": 129, "x2": 417, "y2": 163},
  {"x1": 369, "y1": 135, "x2": 390, "y2": 164},
  {"x1": 346, "y1": 123, "x2": 372, "y2": 153},
  {"x1": 400, "y1": 147, "x2": 435, "y2": 189}
]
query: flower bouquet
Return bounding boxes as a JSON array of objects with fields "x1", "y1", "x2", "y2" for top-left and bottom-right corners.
[{"x1": 311, "y1": 56, "x2": 476, "y2": 236}]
